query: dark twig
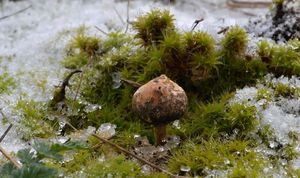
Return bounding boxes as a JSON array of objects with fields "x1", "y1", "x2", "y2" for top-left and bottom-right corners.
[
  {"x1": 0, "y1": 4, "x2": 32, "y2": 21},
  {"x1": 0, "y1": 145, "x2": 22, "y2": 169},
  {"x1": 190, "y1": 19, "x2": 204, "y2": 32},
  {"x1": 217, "y1": 26, "x2": 229, "y2": 34},
  {"x1": 94, "y1": 26, "x2": 108, "y2": 36},
  {"x1": 91, "y1": 133, "x2": 180, "y2": 177},
  {"x1": 66, "y1": 122, "x2": 182, "y2": 178},
  {"x1": 121, "y1": 78, "x2": 142, "y2": 88},
  {"x1": 0, "y1": 124, "x2": 12, "y2": 143},
  {"x1": 124, "y1": 0, "x2": 130, "y2": 33}
]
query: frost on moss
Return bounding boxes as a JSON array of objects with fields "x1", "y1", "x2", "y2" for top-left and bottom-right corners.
[
  {"x1": 16, "y1": 100, "x2": 55, "y2": 141},
  {"x1": 168, "y1": 140, "x2": 269, "y2": 177},
  {"x1": 0, "y1": 72, "x2": 16, "y2": 95}
]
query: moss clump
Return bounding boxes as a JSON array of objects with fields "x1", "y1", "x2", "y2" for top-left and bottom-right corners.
[
  {"x1": 185, "y1": 95, "x2": 257, "y2": 139},
  {"x1": 0, "y1": 72, "x2": 16, "y2": 95},
  {"x1": 220, "y1": 26, "x2": 248, "y2": 60},
  {"x1": 186, "y1": 99, "x2": 227, "y2": 138},
  {"x1": 168, "y1": 140, "x2": 269, "y2": 177},
  {"x1": 274, "y1": 83, "x2": 300, "y2": 98},
  {"x1": 63, "y1": 27, "x2": 100, "y2": 69},
  {"x1": 257, "y1": 40, "x2": 300, "y2": 76},
  {"x1": 224, "y1": 103, "x2": 258, "y2": 135},
  {"x1": 256, "y1": 88, "x2": 272, "y2": 102},
  {"x1": 132, "y1": 9, "x2": 175, "y2": 46},
  {"x1": 184, "y1": 31, "x2": 220, "y2": 83},
  {"x1": 62, "y1": 53, "x2": 88, "y2": 69},
  {"x1": 67, "y1": 27, "x2": 100, "y2": 56},
  {"x1": 16, "y1": 100, "x2": 54, "y2": 141}
]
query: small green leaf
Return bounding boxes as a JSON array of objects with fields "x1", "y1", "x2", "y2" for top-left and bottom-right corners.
[
  {"x1": 13, "y1": 164, "x2": 58, "y2": 178},
  {"x1": 33, "y1": 141, "x2": 63, "y2": 161},
  {"x1": 17, "y1": 149, "x2": 40, "y2": 165},
  {"x1": 50, "y1": 141, "x2": 89, "y2": 152}
]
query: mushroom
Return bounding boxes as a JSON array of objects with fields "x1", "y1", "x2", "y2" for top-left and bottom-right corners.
[{"x1": 132, "y1": 74, "x2": 188, "y2": 145}]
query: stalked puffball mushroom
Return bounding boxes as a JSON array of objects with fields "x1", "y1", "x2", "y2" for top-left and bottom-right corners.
[{"x1": 132, "y1": 74, "x2": 188, "y2": 145}]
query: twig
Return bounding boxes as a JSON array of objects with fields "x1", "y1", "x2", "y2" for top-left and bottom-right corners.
[
  {"x1": 0, "y1": 145, "x2": 22, "y2": 169},
  {"x1": 67, "y1": 122, "x2": 181, "y2": 178},
  {"x1": 113, "y1": 7, "x2": 126, "y2": 25},
  {"x1": 190, "y1": 19, "x2": 204, "y2": 32},
  {"x1": 91, "y1": 143, "x2": 103, "y2": 150},
  {"x1": 94, "y1": 26, "x2": 108, "y2": 36},
  {"x1": 217, "y1": 26, "x2": 229, "y2": 34},
  {"x1": 91, "y1": 133, "x2": 180, "y2": 177},
  {"x1": 124, "y1": 0, "x2": 130, "y2": 33},
  {"x1": 0, "y1": 4, "x2": 32, "y2": 21},
  {"x1": 121, "y1": 78, "x2": 142, "y2": 88},
  {"x1": 226, "y1": 0, "x2": 271, "y2": 8},
  {"x1": 0, "y1": 124, "x2": 13, "y2": 143}
]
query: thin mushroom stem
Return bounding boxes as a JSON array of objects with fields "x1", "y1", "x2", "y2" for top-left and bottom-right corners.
[{"x1": 154, "y1": 124, "x2": 167, "y2": 145}]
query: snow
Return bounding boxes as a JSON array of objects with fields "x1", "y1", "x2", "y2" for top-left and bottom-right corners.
[{"x1": 231, "y1": 74, "x2": 300, "y2": 169}]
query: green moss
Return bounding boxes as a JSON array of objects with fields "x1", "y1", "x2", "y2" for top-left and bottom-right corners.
[
  {"x1": 257, "y1": 40, "x2": 300, "y2": 76},
  {"x1": 224, "y1": 103, "x2": 258, "y2": 135},
  {"x1": 168, "y1": 140, "x2": 269, "y2": 177},
  {"x1": 62, "y1": 27, "x2": 100, "y2": 69},
  {"x1": 16, "y1": 100, "x2": 54, "y2": 140},
  {"x1": 220, "y1": 26, "x2": 248, "y2": 60},
  {"x1": 0, "y1": 72, "x2": 16, "y2": 95},
  {"x1": 184, "y1": 31, "x2": 220, "y2": 83},
  {"x1": 274, "y1": 83, "x2": 299, "y2": 98},
  {"x1": 132, "y1": 9, "x2": 175, "y2": 46},
  {"x1": 187, "y1": 99, "x2": 226, "y2": 138},
  {"x1": 62, "y1": 53, "x2": 88, "y2": 69},
  {"x1": 257, "y1": 125, "x2": 275, "y2": 145},
  {"x1": 257, "y1": 40, "x2": 273, "y2": 64},
  {"x1": 256, "y1": 88, "x2": 272, "y2": 101},
  {"x1": 68, "y1": 28, "x2": 100, "y2": 56},
  {"x1": 280, "y1": 144, "x2": 299, "y2": 161},
  {"x1": 288, "y1": 131, "x2": 298, "y2": 142},
  {"x1": 63, "y1": 150, "x2": 93, "y2": 173},
  {"x1": 270, "y1": 45, "x2": 300, "y2": 76},
  {"x1": 85, "y1": 154, "x2": 141, "y2": 177}
]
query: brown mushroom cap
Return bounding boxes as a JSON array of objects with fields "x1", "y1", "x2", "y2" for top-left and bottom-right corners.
[{"x1": 132, "y1": 74, "x2": 188, "y2": 125}]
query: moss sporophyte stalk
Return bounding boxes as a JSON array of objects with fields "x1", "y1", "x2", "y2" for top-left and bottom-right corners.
[{"x1": 4, "y1": 6, "x2": 300, "y2": 177}]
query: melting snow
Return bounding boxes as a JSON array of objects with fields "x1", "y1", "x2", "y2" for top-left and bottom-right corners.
[{"x1": 231, "y1": 74, "x2": 300, "y2": 169}]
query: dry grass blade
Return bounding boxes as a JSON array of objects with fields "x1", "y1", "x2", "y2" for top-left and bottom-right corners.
[
  {"x1": 0, "y1": 145, "x2": 22, "y2": 169},
  {"x1": 0, "y1": 4, "x2": 32, "y2": 21},
  {"x1": 121, "y1": 78, "x2": 142, "y2": 88}
]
